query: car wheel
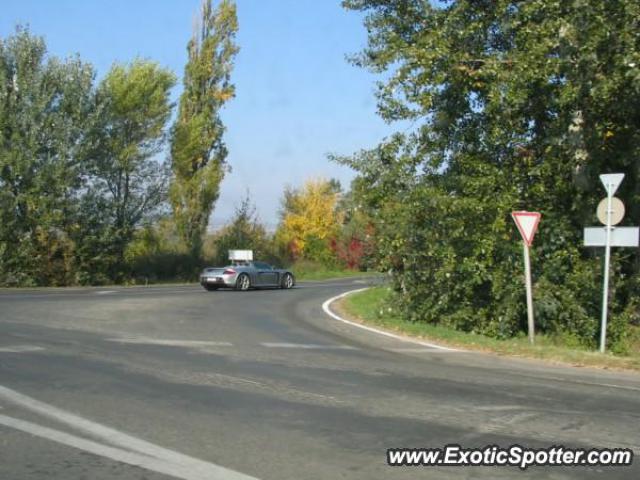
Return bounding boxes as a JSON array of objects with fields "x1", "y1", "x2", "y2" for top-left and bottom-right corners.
[
  {"x1": 236, "y1": 273, "x2": 251, "y2": 291},
  {"x1": 281, "y1": 273, "x2": 294, "y2": 289},
  {"x1": 203, "y1": 285, "x2": 219, "y2": 291}
]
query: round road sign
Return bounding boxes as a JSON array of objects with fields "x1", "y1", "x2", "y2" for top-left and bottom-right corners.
[{"x1": 597, "y1": 197, "x2": 625, "y2": 226}]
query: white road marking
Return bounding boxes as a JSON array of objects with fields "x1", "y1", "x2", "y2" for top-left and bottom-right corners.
[
  {"x1": 0, "y1": 345, "x2": 44, "y2": 353},
  {"x1": 0, "y1": 386, "x2": 259, "y2": 480},
  {"x1": 120, "y1": 289, "x2": 207, "y2": 296},
  {"x1": 475, "y1": 405, "x2": 525, "y2": 412},
  {"x1": 322, "y1": 288, "x2": 460, "y2": 352},
  {"x1": 519, "y1": 374, "x2": 640, "y2": 393},
  {"x1": 95, "y1": 290, "x2": 117, "y2": 295},
  {"x1": 107, "y1": 337, "x2": 233, "y2": 348},
  {"x1": 386, "y1": 347, "x2": 459, "y2": 353},
  {"x1": 322, "y1": 292, "x2": 640, "y2": 391},
  {"x1": 260, "y1": 342, "x2": 358, "y2": 350},
  {"x1": 0, "y1": 415, "x2": 257, "y2": 480}
]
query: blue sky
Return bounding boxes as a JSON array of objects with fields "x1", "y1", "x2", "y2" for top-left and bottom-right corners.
[{"x1": 1, "y1": 0, "x2": 396, "y2": 230}]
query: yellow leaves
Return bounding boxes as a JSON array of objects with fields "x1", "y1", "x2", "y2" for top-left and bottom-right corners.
[
  {"x1": 276, "y1": 178, "x2": 343, "y2": 259},
  {"x1": 214, "y1": 89, "x2": 234, "y2": 102}
]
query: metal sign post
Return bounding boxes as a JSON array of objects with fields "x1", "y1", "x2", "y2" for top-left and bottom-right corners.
[
  {"x1": 522, "y1": 241, "x2": 535, "y2": 345},
  {"x1": 600, "y1": 181, "x2": 614, "y2": 354},
  {"x1": 511, "y1": 211, "x2": 541, "y2": 345},
  {"x1": 583, "y1": 174, "x2": 639, "y2": 353}
]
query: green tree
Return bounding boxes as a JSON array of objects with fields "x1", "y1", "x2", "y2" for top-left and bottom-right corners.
[
  {"x1": 0, "y1": 27, "x2": 94, "y2": 286},
  {"x1": 208, "y1": 193, "x2": 274, "y2": 266},
  {"x1": 125, "y1": 217, "x2": 200, "y2": 283},
  {"x1": 340, "y1": 1, "x2": 640, "y2": 350},
  {"x1": 80, "y1": 60, "x2": 175, "y2": 282},
  {"x1": 170, "y1": 0, "x2": 239, "y2": 260}
]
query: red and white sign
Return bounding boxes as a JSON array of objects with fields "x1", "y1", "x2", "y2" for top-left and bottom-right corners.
[{"x1": 512, "y1": 211, "x2": 541, "y2": 246}]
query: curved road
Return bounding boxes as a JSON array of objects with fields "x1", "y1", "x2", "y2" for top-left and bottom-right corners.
[{"x1": 0, "y1": 278, "x2": 638, "y2": 479}]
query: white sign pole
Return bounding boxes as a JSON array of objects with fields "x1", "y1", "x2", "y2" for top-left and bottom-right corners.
[
  {"x1": 512, "y1": 211, "x2": 540, "y2": 345},
  {"x1": 584, "y1": 174, "x2": 637, "y2": 352},
  {"x1": 523, "y1": 242, "x2": 535, "y2": 344},
  {"x1": 599, "y1": 183, "x2": 614, "y2": 353}
]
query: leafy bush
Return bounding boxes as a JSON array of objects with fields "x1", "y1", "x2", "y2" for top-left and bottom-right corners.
[{"x1": 338, "y1": 0, "x2": 639, "y2": 351}]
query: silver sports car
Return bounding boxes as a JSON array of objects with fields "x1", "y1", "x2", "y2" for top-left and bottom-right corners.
[{"x1": 199, "y1": 261, "x2": 295, "y2": 291}]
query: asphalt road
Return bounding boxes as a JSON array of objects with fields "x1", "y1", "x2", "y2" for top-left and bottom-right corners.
[{"x1": 0, "y1": 278, "x2": 638, "y2": 480}]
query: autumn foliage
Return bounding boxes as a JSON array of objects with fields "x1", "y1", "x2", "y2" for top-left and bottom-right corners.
[{"x1": 275, "y1": 178, "x2": 343, "y2": 265}]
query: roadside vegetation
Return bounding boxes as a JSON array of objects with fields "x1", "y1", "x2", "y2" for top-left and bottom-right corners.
[
  {"x1": 128, "y1": 182, "x2": 375, "y2": 284},
  {"x1": 2, "y1": 1, "x2": 639, "y2": 356},
  {"x1": 341, "y1": 287, "x2": 640, "y2": 371},
  {"x1": 334, "y1": 1, "x2": 640, "y2": 354},
  {"x1": 0, "y1": 0, "x2": 238, "y2": 286},
  {"x1": 0, "y1": 4, "x2": 373, "y2": 287},
  {"x1": 288, "y1": 260, "x2": 375, "y2": 282}
]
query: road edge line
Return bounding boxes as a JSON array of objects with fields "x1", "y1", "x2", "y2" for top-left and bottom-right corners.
[
  {"x1": 0, "y1": 414, "x2": 223, "y2": 480},
  {"x1": 321, "y1": 288, "x2": 460, "y2": 352},
  {"x1": 0, "y1": 385, "x2": 259, "y2": 480}
]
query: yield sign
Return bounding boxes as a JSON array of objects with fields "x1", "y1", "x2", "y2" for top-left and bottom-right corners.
[
  {"x1": 600, "y1": 173, "x2": 625, "y2": 197},
  {"x1": 512, "y1": 211, "x2": 541, "y2": 246}
]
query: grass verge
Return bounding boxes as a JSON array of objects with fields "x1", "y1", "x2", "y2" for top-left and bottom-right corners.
[
  {"x1": 338, "y1": 286, "x2": 640, "y2": 372},
  {"x1": 291, "y1": 261, "x2": 375, "y2": 281}
]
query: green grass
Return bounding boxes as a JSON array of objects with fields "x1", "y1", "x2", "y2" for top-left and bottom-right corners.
[
  {"x1": 290, "y1": 260, "x2": 376, "y2": 281},
  {"x1": 340, "y1": 286, "x2": 640, "y2": 372}
]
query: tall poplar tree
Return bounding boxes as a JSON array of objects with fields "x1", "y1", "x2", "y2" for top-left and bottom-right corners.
[{"x1": 170, "y1": 0, "x2": 238, "y2": 259}]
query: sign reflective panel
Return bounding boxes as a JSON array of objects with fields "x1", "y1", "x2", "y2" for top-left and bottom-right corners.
[
  {"x1": 511, "y1": 211, "x2": 541, "y2": 246},
  {"x1": 596, "y1": 197, "x2": 625, "y2": 226},
  {"x1": 599, "y1": 173, "x2": 625, "y2": 197},
  {"x1": 584, "y1": 227, "x2": 639, "y2": 247}
]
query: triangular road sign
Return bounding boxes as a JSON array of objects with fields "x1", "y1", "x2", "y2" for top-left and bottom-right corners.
[
  {"x1": 512, "y1": 211, "x2": 541, "y2": 246},
  {"x1": 600, "y1": 173, "x2": 624, "y2": 197}
]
